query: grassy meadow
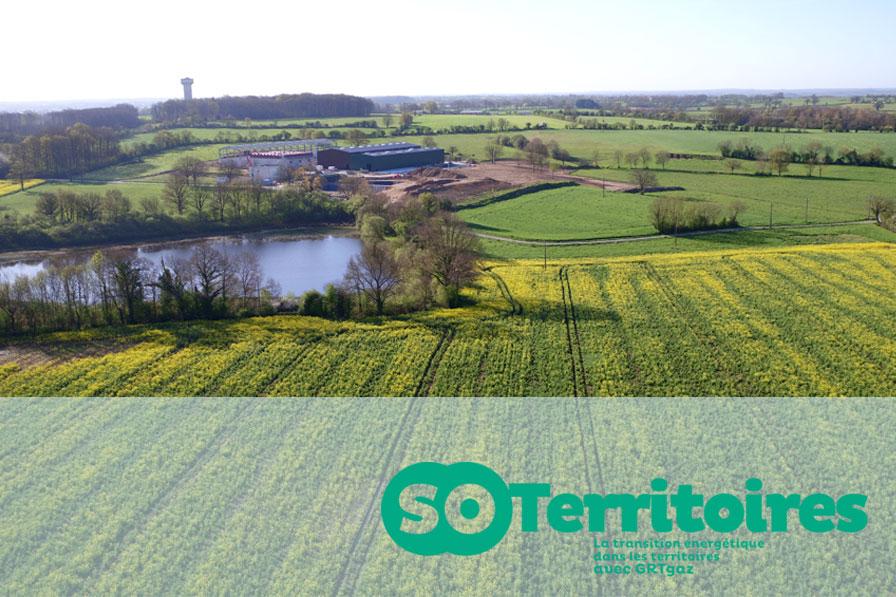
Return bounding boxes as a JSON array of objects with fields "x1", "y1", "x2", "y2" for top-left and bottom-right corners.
[{"x1": 460, "y1": 185, "x2": 656, "y2": 240}]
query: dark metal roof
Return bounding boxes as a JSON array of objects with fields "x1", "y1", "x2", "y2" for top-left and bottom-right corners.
[
  {"x1": 360, "y1": 147, "x2": 442, "y2": 157},
  {"x1": 335, "y1": 142, "x2": 420, "y2": 154}
]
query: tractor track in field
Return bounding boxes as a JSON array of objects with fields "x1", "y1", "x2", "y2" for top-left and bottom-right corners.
[
  {"x1": 561, "y1": 266, "x2": 608, "y2": 588},
  {"x1": 414, "y1": 326, "x2": 456, "y2": 397},
  {"x1": 484, "y1": 268, "x2": 523, "y2": 315},
  {"x1": 330, "y1": 328, "x2": 453, "y2": 596},
  {"x1": 559, "y1": 267, "x2": 607, "y2": 498},
  {"x1": 559, "y1": 267, "x2": 581, "y2": 396}
]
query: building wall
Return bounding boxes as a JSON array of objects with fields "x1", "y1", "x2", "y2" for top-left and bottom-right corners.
[
  {"x1": 316, "y1": 149, "x2": 351, "y2": 170},
  {"x1": 349, "y1": 148, "x2": 444, "y2": 171}
]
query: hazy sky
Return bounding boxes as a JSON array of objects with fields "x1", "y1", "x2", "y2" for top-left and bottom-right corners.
[{"x1": 4, "y1": 0, "x2": 894, "y2": 102}]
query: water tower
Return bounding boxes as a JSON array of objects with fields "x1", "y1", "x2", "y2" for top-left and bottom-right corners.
[{"x1": 180, "y1": 77, "x2": 194, "y2": 101}]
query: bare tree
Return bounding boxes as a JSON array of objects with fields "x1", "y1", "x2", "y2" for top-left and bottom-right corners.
[
  {"x1": 728, "y1": 200, "x2": 748, "y2": 224},
  {"x1": 630, "y1": 169, "x2": 658, "y2": 194},
  {"x1": 382, "y1": 113, "x2": 394, "y2": 128},
  {"x1": 190, "y1": 186, "x2": 209, "y2": 215},
  {"x1": 173, "y1": 156, "x2": 207, "y2": 186},
  {"x1": 867, "y1": 196, "x2": 895, "y2": 223},
  {"x1": 163, "y1": 173, "x2": 189, "y2": 215},
  {"x1": 613, "y1": 150, "x2": 623, "y2": 169},
  {"x1": 234, "y1": 252, "x2": 263, "y2": 308},
  {"x1": 725, "y1": 159, "x2": 742, "y2": 174},
  {"x1": 484, "y1": 142, "x2": 504, "y2": 163},
  {"x1": 654, "y1": 150, "x2": 671, "y2": 170},
  {"x1": 344, "y1": 241, "x2": 401, "y2": 315},
  {"x1": 638, "y1": 147, "x2": 652, "y2": 168},
  {"x1": 190, "y1": 244, "x2": 228, "y2": 316},
  {"x1": 525, "y1": 138, "x2": 548, "y2": 170},
  {"x1": 768, "y1": 147, "x2": 790, "y2": 176},
  {"x1": 220, "y1": 160, "x2": 241, "y2": 182},
  {"x1": 419, "y1": 213, "x2": 480, "y2": 307}
]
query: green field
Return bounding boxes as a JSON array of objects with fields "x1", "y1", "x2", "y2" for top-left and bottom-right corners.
[
  {"x1": 3, "y1": 242, "x2": 896, "y2": 397},
  {"x1": 458, "y1": 161, "x2": 892, "y2": 242},
  {"x1": 87, "y1": 145, "x2": 226, "y2": 180},
  {"x1": 393, "y1": 128, "x2": 896, "y2": 163},
  {"x1": 0, "y1": 396, "x2": 892, "y2": 594},
  {"x1": 460, "y1": 185, "x2": 656, "y2": 240},
  {"x1": 1, "y1": 180, "x2": 167, "y2": 210},
  {"x1": 578, "y1": 165, "x2": 891, "y2": 227},
  {"x1": 477, "y1": 223, "x2": 896, "y2": 260}
]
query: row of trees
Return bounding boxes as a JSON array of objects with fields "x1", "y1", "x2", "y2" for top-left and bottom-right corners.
[
  {"x1": 0, "y1": 245, "x2": 280, "y2": 335},
  {"x1": 484, "y1": 136, "x2": 572, "y2": 167},
  {"x1": 720, "y1": 140, "x2": 894, "y2": 175},
  {"x1": 0, "y1": 104, "x2": 139, "y2": 142},
  {"x1": 608, "y1": 147, "x2": 671, "y2": 170},
  {"x1": 150, "y1": 94, "x2": 374, "y2": 123},
  {"x1": 6, "y1": 123, "x2": 123, "y2": 180},
  {"x1": 711, "y1": 105, "x2": 896, "y2": 132},
  {"x1": 2, "y1": 179, "x2": 352, "y2": 251}
]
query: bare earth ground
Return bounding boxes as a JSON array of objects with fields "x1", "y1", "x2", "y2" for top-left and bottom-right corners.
[
  {"x1": 382, "y1": 161, "x2": 636, "y2": 202},
  {"x1": 0, "y1": 340, "x2": 128, "y2": 369}
]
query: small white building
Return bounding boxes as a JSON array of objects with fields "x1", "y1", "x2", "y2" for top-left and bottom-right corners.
[{"x1": 247, "y1": 151, "x2": 315, "y2": 183}]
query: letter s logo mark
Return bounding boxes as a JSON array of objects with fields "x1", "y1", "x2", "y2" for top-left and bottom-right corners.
[{"x1": 381, "y1": 462, "x2": 512, "y2": 556}]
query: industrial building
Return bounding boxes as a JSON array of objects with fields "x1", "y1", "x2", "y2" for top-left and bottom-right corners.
[
  {"x1": 217, "y1": 140, "x2": 444, "y2": 184},
  {"x1": 219, "y1": 140, "x2": 334, "y2": 183},
  {"x1": 317, "y1": 143, "x2": 444, "y2": 172}
]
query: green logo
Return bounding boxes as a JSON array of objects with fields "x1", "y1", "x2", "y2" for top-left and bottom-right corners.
[
  {"x1": 381, "y1": 462, "x2": 868, "y2": 556},
  {"x1": 381, "y1": 461, "x2": 513, "y2": 556}
]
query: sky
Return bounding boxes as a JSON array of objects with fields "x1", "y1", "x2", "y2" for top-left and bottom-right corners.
[{"x1": 3, "y1": 0, "x2": 895, "y2": 103}]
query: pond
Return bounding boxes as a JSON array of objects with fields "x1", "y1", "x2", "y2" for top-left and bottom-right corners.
[{"x1": 0, "y1": 233, "x2": 362, "y2": 297}]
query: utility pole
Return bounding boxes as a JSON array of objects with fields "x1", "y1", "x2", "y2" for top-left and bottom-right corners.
[
  {"x1": 543, "y1": 241, "x2": 547, "y2": 270},
  {"x1": 769, "y1": 202, "x2": 773, "y2": 228},
  {"x1": 805, "y1": 197, "x2": 809, "y2": 224}
]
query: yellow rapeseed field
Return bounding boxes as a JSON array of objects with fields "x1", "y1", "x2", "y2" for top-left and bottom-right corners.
[{"x1": 1, "y1": 242, "x2": 894, "y2": 396}]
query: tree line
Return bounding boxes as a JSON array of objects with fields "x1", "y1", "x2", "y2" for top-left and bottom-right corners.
[
  {"x1": 1, "y1": 176, "x2": 352, "y2": 252},
  {"x1": 719, "y1": 139, "x2": 894, "y2": 174},
  {"x1": 0, "y1": 104, "x2": 139, "y2": 142},
  {"x1": 150, "y1": 94, "x2": 374, "y2": 124},
  {"x1": 5, "y1": 123, "x2": 123, "y2": 181},
  {"x1": 0, "y1": 244, "x2": 281, "y2": 335},
  {"x1": 710, "y1": 105, "x2": 896, "y2": 132}
]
